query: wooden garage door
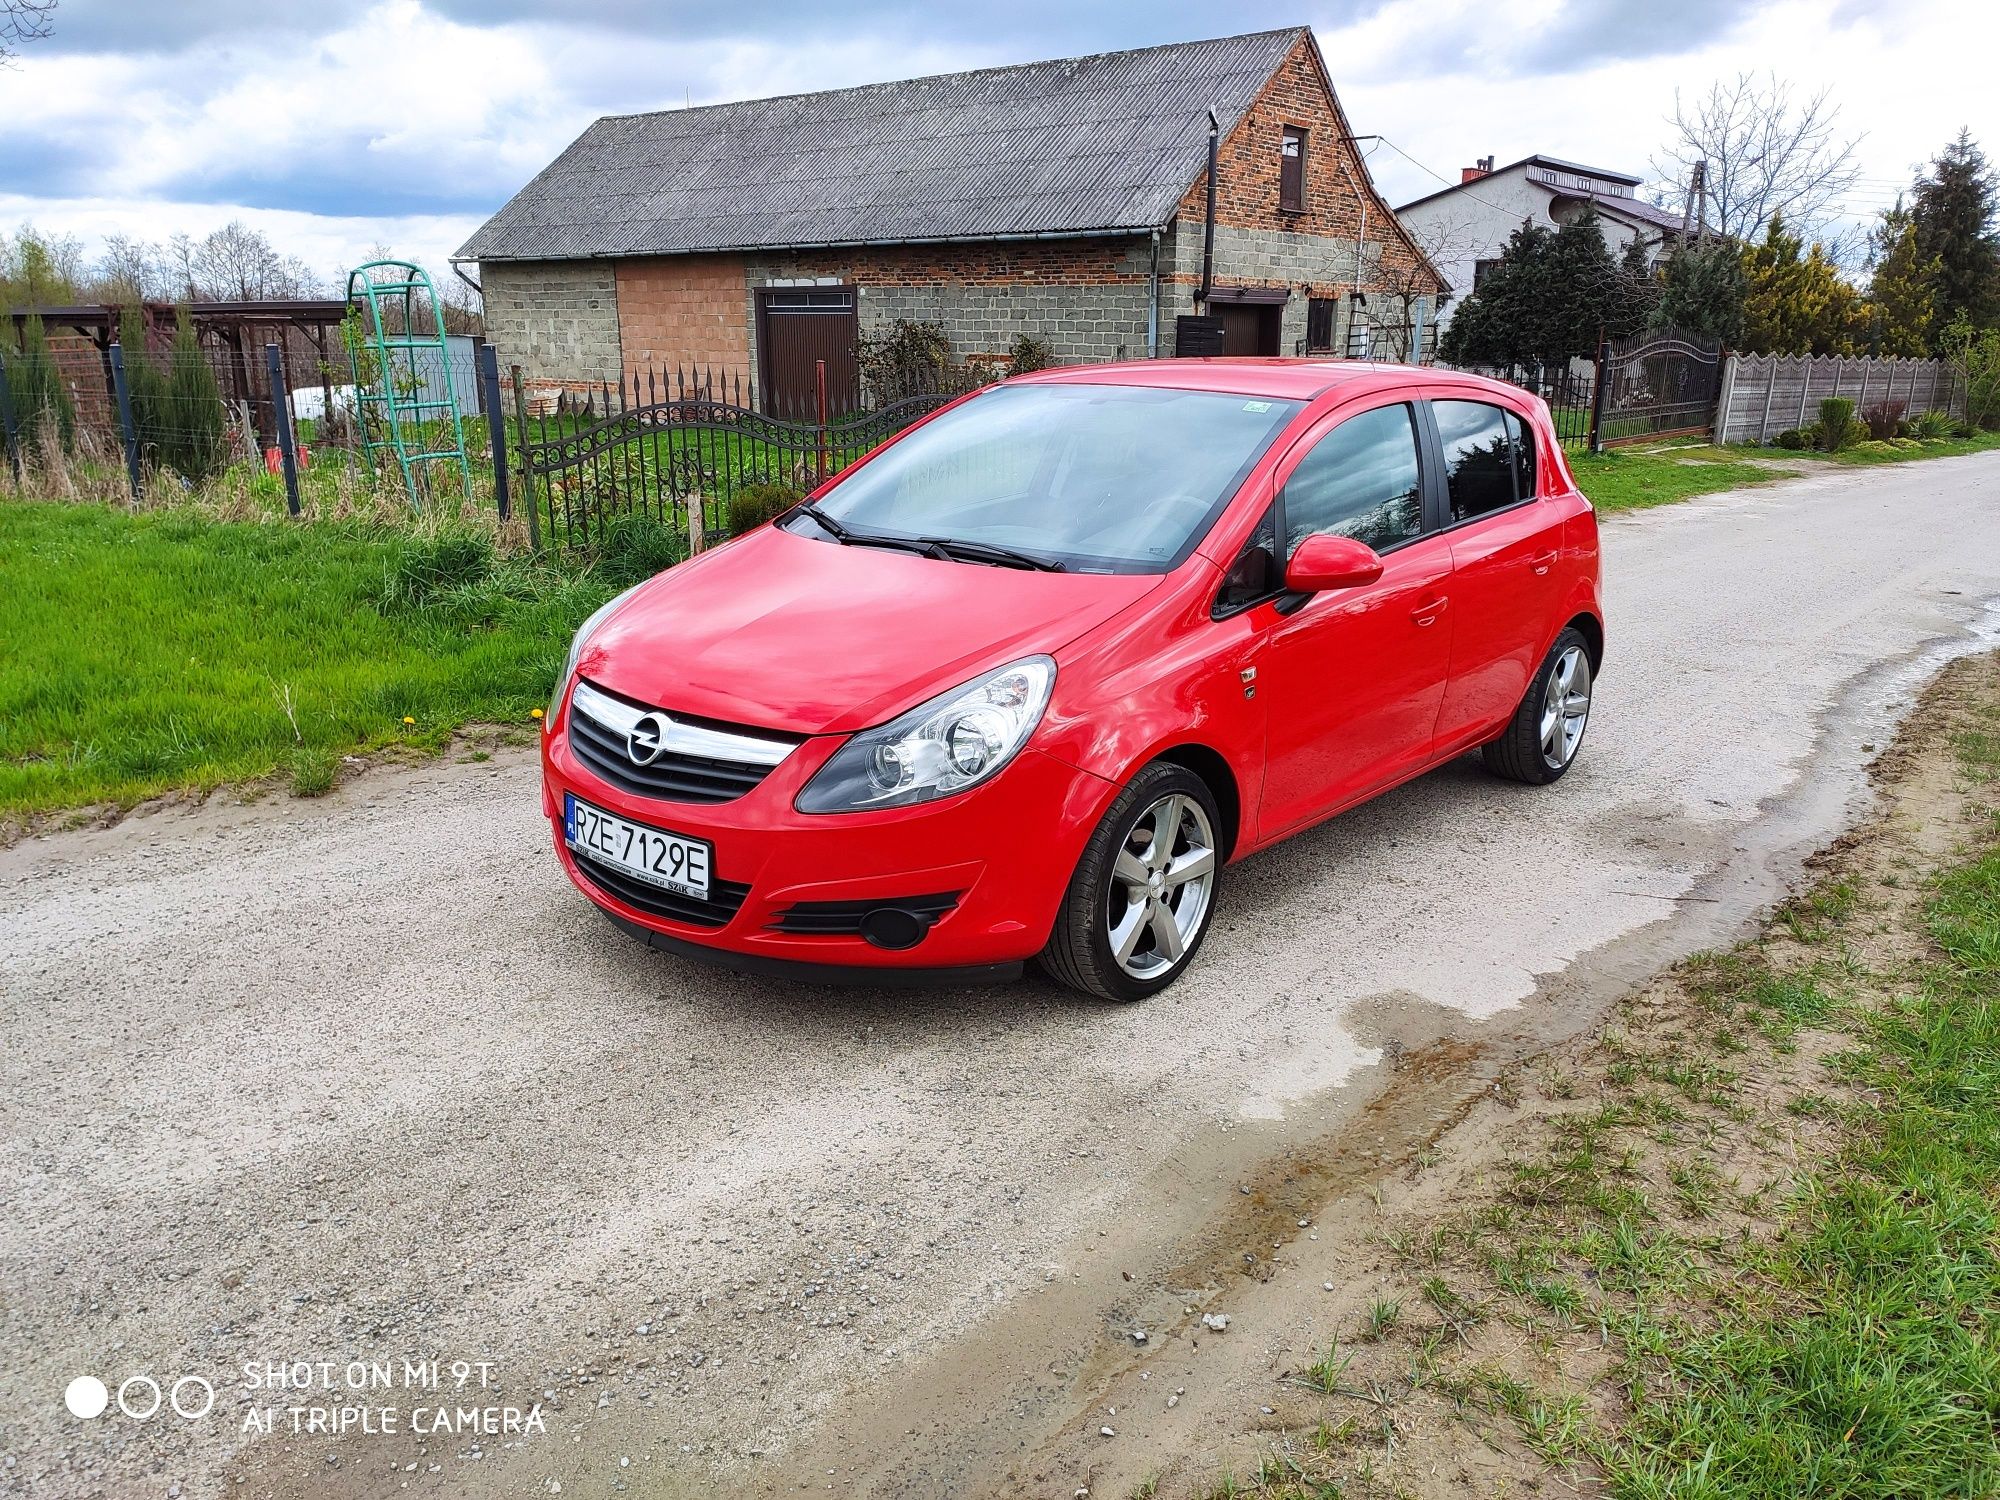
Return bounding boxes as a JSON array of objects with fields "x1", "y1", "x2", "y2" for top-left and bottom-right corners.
[{"x1": 757, "y1": 288, "x2": 860, "y2": 420}]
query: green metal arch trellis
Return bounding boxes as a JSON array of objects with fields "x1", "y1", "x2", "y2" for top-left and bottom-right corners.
[{"x1": 344, "y1": 259, "x2": 471, "y2": 505}]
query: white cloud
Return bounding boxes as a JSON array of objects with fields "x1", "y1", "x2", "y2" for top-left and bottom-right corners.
[
  {"x1": 3, "y1": 0, "x2": 1996, "y2": 290},
  {"x1": 0, "y1": 193, "x2": 484, "y2": 295}
]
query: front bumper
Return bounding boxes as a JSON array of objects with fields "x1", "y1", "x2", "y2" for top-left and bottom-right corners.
[{"x1": 541, "y1": 713, "x2": 1118, "y2": 973}]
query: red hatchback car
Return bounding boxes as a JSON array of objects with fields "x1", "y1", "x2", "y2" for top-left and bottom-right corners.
[{"x1": 543, "y1": 360, "x2": 1602, "y2": 1000}]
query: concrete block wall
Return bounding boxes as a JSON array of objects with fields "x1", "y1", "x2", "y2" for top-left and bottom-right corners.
[{"x1": 480, "y1": 260, "x2": 621, "y2": 382}]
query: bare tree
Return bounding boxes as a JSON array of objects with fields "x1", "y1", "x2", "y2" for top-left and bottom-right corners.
[
  {"x1": 0, "y1": 0, "x2": 55, "y2": 65},
  {"x1": 437, "y1": 268, "x2": 485, "y2": 336},
  {"x1": 1652, "y1": 73, "x2": 1863, "y2": 245},
  {"x1": 160, "y1": 221, "x2": 319, "y2": 301},
  {"x1": 91, "y1": 234, "x2": 160, "y2": 301}
]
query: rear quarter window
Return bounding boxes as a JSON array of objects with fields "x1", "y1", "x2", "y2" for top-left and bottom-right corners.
[{"x1": 1434, "y1": 399, "x2": 1529, "y2": 522}]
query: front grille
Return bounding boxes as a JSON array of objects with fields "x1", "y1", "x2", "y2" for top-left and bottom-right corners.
[
  {"x1": 769, "y1": 892, "x2": 960, "y2": 935},
  {"x1": 567, "y1": 680, "x2": 799, "y2": 805},
  {"x1": 571, "y1": 849, "x2": 752, "y2": 928}
]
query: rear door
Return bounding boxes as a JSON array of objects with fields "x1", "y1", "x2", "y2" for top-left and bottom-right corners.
[
  {"x1": 1247, "y1": 396, "x2": 1454, "y2": 836},
  {"x1": 1425, "y1": 397, "x2": 1562, "y2": 752}
]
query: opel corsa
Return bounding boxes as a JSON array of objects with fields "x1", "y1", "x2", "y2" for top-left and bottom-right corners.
[{"x1": 543, "y1": 361, "x2": 1603, "y2": 1000}]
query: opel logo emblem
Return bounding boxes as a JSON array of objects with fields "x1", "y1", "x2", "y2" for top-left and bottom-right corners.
[{"x1": 627, "y1": 711, "x2": 672, "y2": 766}]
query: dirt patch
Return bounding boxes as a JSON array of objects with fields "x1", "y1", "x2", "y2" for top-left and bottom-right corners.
[
  {"x1": 986, "y1": 650, "x2": 2000, "y2": 1500},
  {"x1": 0, "y1": 722, "x2": 537, "y2": 849}
]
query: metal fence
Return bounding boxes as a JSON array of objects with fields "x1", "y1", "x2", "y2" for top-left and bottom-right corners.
[
  {"x1": 1442, "y1": 327, "x2": 1725, "y2": 451},
  {"x1": 508, "y1": 361, "x2": 981, "y2": 552}
]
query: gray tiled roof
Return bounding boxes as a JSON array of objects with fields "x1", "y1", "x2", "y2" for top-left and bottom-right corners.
[{"x1": 458, "y1": 28, "x2": 1305, "y2": 262}]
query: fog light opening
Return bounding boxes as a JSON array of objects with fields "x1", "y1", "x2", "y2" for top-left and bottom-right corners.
[{"x1": 858, "y1": 906, "x2": 931, "y2": 950}]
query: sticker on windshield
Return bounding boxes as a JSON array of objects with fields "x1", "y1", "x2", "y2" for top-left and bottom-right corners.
[{"x1": 1241, "y1": 400, "x2": 1273, "y2": 412}]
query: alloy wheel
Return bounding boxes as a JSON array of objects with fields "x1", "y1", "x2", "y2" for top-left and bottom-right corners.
[
  {"x1": 1539, "y1": 644, "x2": 1592, "y2": 770},
  {"x1": 1105, "y1": 792, "x2": 1217, "y2": 981}
]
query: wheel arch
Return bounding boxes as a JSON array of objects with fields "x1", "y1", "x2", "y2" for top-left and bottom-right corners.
[
  {"x1": 1152, "y1": 742, "x2": 1243, "y2": 862},
  {"x1": 1564, "y1": 610, "x2": 1605, "y2": 672}
]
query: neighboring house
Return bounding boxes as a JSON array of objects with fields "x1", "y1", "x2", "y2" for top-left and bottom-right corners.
[
  {"x1": 459, "y1": 27, "x2": 1446, "y2": 416},
  {"x1": 1396, "y1": 155, "x2": 1685, "y2": 332}
]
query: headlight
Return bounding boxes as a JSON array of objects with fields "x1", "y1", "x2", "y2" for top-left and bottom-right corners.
[
  {"x1": 795, "y1": 657, "x2": 1056, "y2": 813},
  {"x1": 549, "y1": 584, "x2": 642, "y2": 724}
]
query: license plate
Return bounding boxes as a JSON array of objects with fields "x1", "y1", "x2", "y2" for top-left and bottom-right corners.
[{"x1": 563, "y1": 794, "x2": 711, "y2": 900}]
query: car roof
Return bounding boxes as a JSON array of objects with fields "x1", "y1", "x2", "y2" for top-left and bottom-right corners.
[{"x1": 1016, "y1": 358, "x2": 1531, "y2": 405}]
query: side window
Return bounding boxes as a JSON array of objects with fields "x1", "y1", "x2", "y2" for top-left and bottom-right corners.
[
  {"x1": 1505, "y1": 409, "x2": 1537, "y2": 499},
  {"x1": 1282, "y1": 404, "x2": 1424, "y2": 555},
  {"x1": 1434, "y1": 399, "x2": 1521, "y2": 522}
]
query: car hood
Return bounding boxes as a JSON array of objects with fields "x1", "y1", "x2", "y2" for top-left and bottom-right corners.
[{"x1": 579, "y1": 525, "x2": 1163, "y2": 735}]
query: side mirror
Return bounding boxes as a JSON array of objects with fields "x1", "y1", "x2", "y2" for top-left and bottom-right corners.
[{"x1": 1284, "y1": 533, "x2": 1384, "y2": 594}]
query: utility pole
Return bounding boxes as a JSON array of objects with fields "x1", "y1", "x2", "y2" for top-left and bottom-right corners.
[{"x1": 1691, "y1": 159, "x2": 1708, "y2": 245}]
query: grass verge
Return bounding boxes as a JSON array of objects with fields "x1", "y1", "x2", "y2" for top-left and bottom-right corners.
[
  {"x1": 0, "y1": 498, "x2": 668, "y2": 819},
  {"x1": 1572, "y1": 428, "x2": 2000, "y2": 514},
  {"x1": 1570, "y1": 444, "x2": 1801, "y2": 513},
  {"x1": 1199, "y1": 650, "x2": 2000, "y2": 1500}
]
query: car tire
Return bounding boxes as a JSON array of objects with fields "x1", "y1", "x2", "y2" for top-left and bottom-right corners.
[
  {"x1": 1037, "y1": 762, "x2": 1223, "y2": 1002},
  {"x1": 1483, "y1": 625, "x2": 1595, "y2": 785}
]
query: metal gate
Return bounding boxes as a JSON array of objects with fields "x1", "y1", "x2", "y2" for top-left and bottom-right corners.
[
  {"x1": 1591, "y1": 327, "x2": 1722, "y2": 447},
  {"x1": 756, "y1": 288, "x2": 859, "y2": 420}
]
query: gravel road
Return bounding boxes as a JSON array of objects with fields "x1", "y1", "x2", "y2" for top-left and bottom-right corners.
[{"x1": 5, "y1": 452, "x2": 1999, "y2": 1499}]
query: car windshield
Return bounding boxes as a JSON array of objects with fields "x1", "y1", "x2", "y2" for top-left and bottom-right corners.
[{"x1": 789, "y1": 383, "x2": 1303, "y2": 572}]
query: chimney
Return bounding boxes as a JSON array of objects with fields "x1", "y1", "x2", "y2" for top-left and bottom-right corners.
[{"x1": 1461, "y1": 155, "x2": 1495, "y2": 184}]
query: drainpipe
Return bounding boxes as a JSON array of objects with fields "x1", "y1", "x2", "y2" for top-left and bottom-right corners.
[
  {"x1": 1197, "y1": 108, "x2": 1220, "y2": 310},
  {"x1": 1147, "y1": 228, "x2": 1161, "y2": 357}
]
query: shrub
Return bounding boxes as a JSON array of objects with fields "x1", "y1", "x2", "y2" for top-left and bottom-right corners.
[
  {"x1": 1860, "y1": 399, "x2": 1907, "y2": 441},
  {"x1": 1006, "y1": 335, "x2": 1057, "y2": 376},
  {"x1": 594, "y1": 513, "x2": 688, "y2": 591},
  {"x1": 1773, "y1": 428, "x2": 1809, "y2": 449},
  {"x1": 728, "y1": 482, "x2": 801, "y2": 536},
  {"x1": 162, "y1": 310, "x2": 228, "y2": 482},
  {"x1": 118, "y1": 306, "x2": 171, "y2": 466},
  {"x1": 1817, "y1": 396, "x2": 1858, "y2": 452},
  {"x1": 1910, "y1": 408, "x2": 1955, "y2": 440},
  {"x1": 1943, "y1": 320, "x2": 2000, "y2": 431},
  {"x1": 857, "y1": 319, "x2": 953, "y2": 405},
  {"x1": 8, "y1": 312, "x2": 74, "y2": 452}
]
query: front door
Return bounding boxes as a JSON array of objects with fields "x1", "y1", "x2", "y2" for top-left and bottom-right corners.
[
  {"x1": 1252, "y1": 398, "x2": 1454, "y2": 836},
  {"x1": 1218, "y1": 303, "x2": 1281, "y2": 357},
  {"x1": 756, "y1": 288, "x2": 860, "y2": 420}
]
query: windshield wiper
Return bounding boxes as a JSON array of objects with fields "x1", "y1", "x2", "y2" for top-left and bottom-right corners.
[
  {"x1": 795, "y1": 504, "x2": 953, "y2": 561},
  {"x1": 794, "y1": 501, "x2": 856, "y2": 543},
  {"x1": 795, "y1": 506, "x2": 1060, "y2": 570},
  {"x1": 917, "y1": 537, "x2": 1067, "y2": 572}
]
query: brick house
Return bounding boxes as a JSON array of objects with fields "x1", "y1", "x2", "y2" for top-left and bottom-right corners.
[{"x1": 459, "y1": 27, "x2": 1446, "y2": 416}]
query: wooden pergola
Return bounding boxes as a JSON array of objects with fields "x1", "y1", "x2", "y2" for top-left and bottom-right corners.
[{"x1": 10, "y1": 299, "x2": 350, "y2": 443}]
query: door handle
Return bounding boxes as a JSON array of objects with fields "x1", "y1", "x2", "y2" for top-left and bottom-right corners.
[
  {"x1": 1531, "y1": 550, "x2": 1558, "y2": 575},
  {"x1": 1411, "y1": 596, "x2": 1448, "y2": 627}
]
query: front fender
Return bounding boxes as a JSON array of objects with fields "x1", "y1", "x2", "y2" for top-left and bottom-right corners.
[{"x1": 1036, "y1": 575, "x2": 1268, "y2": 857}]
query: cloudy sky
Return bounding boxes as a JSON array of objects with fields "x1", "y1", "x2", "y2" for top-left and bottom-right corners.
[{"x1": 1, "y1": 0, "x2": 1993, "y2": 291}]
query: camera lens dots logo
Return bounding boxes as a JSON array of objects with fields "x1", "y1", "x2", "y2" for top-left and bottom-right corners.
[
  {"x1": 64, "y1": 1377, "x2": 108, "y2": 1420},
  {"x1": 64, "y1": 1374, "x2": 215, "y2": 1421}
]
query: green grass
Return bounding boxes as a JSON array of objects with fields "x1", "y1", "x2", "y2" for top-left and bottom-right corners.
[
  {"x1": 1823, "y1": 429, "x2": 2000, "y2": 465},
  {"x1": 1570, "y1": 444, "x2": 1801, "y2": 513},
  {"x1": 1601, "y1": 844, "x2": 2000, "y2": 1497},
  {"x1": 0, "y1": 499, "x2": 625, "y2": 815},
  {"x1": 1571, "y1": 429, "x2": 2000, "y2": 515}
]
